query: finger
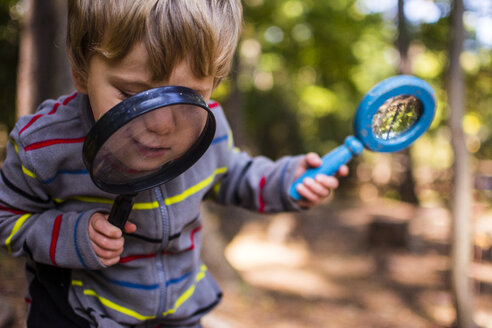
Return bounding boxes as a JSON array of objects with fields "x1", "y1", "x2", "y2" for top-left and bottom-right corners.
[
  {"x1": 303, "y1": 177, "x2": 331, "y2": 198},
  {"x1": 123, "y1": 221, "x2": 137, "y2": 234},
  {"x1": 91, "y1": 232, "x2": 124, "y2": 252},
  {"x1": 91, "y1": 240, "x2": 123, "y2": 260},
  {"x1": 336, "y1": 165, "x2": 349, "y2": 177},
  {"x1": 315, "y1": 175, "x2": 339, "y2": 190},
  {"x1": 92, "y1": 214, "x2": 122, "y2": 239},
  {"x1": 296, "y1": 180, "x2": 322, "y2": 203},
  {"x1": 305, "y1": 152, "x2": 322, "y2": 168},
  {"x1": 100, "y1": 256, "x2": 121, "y2": 267}
]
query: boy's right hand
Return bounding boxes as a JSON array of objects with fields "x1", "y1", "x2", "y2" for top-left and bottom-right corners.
[{"x1": 88, "y1": 212, "x2": 137, "y2": 266}]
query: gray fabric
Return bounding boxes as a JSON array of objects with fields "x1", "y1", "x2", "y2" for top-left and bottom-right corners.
[{"x1": 0, "y1": 92, "x2": 302, "y2": 327}]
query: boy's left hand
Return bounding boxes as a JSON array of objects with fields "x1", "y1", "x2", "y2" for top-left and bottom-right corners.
[{"x1": 293, "y1": 152, "x2": 349, "y2": 208}]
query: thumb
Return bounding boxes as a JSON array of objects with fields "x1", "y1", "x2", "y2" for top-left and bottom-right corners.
[
  {"x1": 123, "y1": 221, "x2": 137, "y2": 234},
  {"x1": 294, "y1": 152, "x2": 322, "y2": 179}
]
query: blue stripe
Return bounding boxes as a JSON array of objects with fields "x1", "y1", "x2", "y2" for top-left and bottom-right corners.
[
  {"x1": 166, "y1": 271, "x2": 192, "y2": 287},
  {"x1": 96, "y1": 270, "x2": 193, "y2": 291},
  {"x1": 74, "y1": 212, "x2": 88, "y2": 269},
  {"x1": 41, "y1": 169, "x2": 89, "y2": 184},
  {"x1": 97, "y1": 273, "x2": 159, "y2": 290},
  {"x1": 211, "y1": 134, "x2": 228, "y2": 145}
]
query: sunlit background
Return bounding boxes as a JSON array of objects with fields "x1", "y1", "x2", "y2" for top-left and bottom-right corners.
[{"x1": 209, "y1": 0, "x2": 492, "y2": 207}]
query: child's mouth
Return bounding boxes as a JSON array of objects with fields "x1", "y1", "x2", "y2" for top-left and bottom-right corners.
[{"x1": 132, "y1": 138, "x2": 171, "y2": 159}]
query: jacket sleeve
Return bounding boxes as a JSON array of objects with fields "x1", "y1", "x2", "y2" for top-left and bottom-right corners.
[
  {"x1": 216, "y1": 149, "x2": 304, "y2": 213},
  {"x1": 0, "y1": 129, "x2": 105, "y2": 270},
  {"x1": 210, "y1": 103, "x2": 304, "y2": 213}
]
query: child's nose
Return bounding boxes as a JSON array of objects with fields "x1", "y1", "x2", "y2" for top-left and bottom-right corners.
[{"x1": 143, "y1": 108, "x2": 176, "y2": 135}]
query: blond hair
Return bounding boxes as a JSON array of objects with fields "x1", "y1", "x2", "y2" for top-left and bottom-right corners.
[{"x1": 66, "y1": 0, "x2": 242, "y2": 87}]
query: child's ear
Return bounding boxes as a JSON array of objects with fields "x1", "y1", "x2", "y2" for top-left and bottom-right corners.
[{"x1": 71, "y1": 68, "x2": 88, "y2": 94}]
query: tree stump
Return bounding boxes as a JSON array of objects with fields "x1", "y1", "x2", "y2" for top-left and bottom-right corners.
[{"x1": 367, "y1": 215, "x2": 409, "y2": 249}]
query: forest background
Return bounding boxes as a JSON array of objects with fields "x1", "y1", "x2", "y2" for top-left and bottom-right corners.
[{"x1": 0, "y1": 0, "x2": 491, "y2": 327}]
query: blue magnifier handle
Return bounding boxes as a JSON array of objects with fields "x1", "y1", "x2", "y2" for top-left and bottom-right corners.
[{"x1": 289, "y1": 136, "x2": 364, "y2": 201}]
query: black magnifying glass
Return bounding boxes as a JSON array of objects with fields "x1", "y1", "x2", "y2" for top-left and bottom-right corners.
[
  {"x1": 290, "y1": 75, "x2": 436, "y2": 200},
  {"x1": 83, "y1": 86, "x2": 215, "y2": 229}
]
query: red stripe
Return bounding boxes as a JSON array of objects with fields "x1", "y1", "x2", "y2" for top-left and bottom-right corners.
[
  {"x1": 61, "y1": 92, "x2": 78, "y2": 106},
  {"x1": 24, "y1": 298, "x2": 32, "y2": 304},
  {"x1": 48, "y1": 103, "x2": 61, "y2": 115},
  {"x1": 119, "y1": 253, "x2": 156, "y2": 264},
  {"x1": 18, "y1": 114, "x2": 43, "y2": 136},
  {"x1": 208, "y1": 102, "x2": 219, "y2": 109},
  {"x1": 187, "y1": 226, "x2": 202, "y2": 251},
  {"x1": 19, "y1": 92, "x2": 78, "y2": 136},
  {"x1": 50, "y1": 214, "x2": 63, "y2": 266},
  {"x1": 0, "y1": 205, "x2": 28, "y2": 215},
  {"x1": 259, "y1": 176, "x2": 266, "y2": 213},
  {"x1": 24, "y1": 137, "x2": 85, "y2": 151},
  {"x1": 162, "y1": 226, "x2": 202, "y2": 255}
]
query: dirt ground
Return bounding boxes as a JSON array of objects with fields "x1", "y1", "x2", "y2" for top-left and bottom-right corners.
[{"x1": 2, "y1": 199, "x2": 492, "y2": 328}]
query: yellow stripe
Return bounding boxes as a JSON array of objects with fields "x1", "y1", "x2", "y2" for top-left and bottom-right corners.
[
  {"x1": 55, "y1": 167, "x2": 227, "y2": 208},
  {"x1": 10, "y1": 139, "x2": 18, "y2": 154},
  {"x1": 55, "y1": 196, "x2": 159, "y2": 210},
  {"x1": 10, "y1": 139, "x2": 36, "y2": 179},
  {"x1": 22, "y1": 165, "x2": 37, "y2": 179},
  {"x1": 83, "y1": 289, "x2": 156, "y2": 321},
  {"x1": 132, "y1": 201, "x2": 159, "y2": 210},
  {"x1": 71, "y1": 196, "x2": 114, "y2": 204},
  {"x1": 165, "y1": 167, "x2": 227, "y2": 206},
  {"x1": 212, "y1": 182, "x2": 221, "y2": 198},
  {"x1": 227, "y1": 129, "x2": 234, "y2": 150},
  {"x1": 73, "y1": 267, "x2": 208, "y2": 320},
  {"x1": 5, "y1": 214, "x2": 32, "y2": 254},
  {"x1": 72, "y1": 280, "x2": 83, "y2": 287},
  {"x1": 162, "y1": 265, "x2": 208, "y2": 316},
  {"x1": 72, "y1": 196, "x2": 159, "y2": 210}
]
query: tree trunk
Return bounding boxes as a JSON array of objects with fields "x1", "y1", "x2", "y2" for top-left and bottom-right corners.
[
  {"x1": 395, "y1": 0, "x2": 419, "y2": 204},
  {"x1": 396, "y1": 0, "x2": 411, "y2": 75},
  {"x1": 16, "y1": 0, "x2": 73, "y2": 118},
  {"x1": 448, "y1": 0, "x2": 474, "y2": 326},
  {"x1": 222, "y1": 53, "x2": 245, "y2": 148}
]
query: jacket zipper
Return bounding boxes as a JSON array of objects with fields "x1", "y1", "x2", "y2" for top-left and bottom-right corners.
[{"x1": 154, "y1": 187, "x2": 170, "y2": 316}]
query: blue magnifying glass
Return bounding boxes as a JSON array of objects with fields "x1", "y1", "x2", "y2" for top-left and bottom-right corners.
[{"x1": 289, "y1": 75, "x2": 436, "y2": 200}]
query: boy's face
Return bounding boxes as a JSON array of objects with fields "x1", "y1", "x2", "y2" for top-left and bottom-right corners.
[
  {"x1": 75, "y1": 43, "x2": 215, "y2": 174},
  {"x1": 74, "y1": 42, "x2": 214, "y2": 120}
]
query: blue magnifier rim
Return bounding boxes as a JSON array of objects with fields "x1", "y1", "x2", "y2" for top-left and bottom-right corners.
[{"x1": 354, "y1": 75, "x2": 436, "y2": 153}]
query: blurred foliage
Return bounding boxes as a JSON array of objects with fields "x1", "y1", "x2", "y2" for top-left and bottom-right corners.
[
  {"x1": 210, "y1": 0, "x2": 492, "y2": 206},
  {"x1": 231, "y1": 0, "x2": 386, "y2": 157}
]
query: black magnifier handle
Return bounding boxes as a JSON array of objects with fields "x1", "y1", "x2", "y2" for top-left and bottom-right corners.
[{"x1": 108, "y1": 194, "x2": 136, "y2": 230}]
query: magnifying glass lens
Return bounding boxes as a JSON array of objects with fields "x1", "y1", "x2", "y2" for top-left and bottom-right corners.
[
  {"x1": 91, "y1": 104, "x2": 207, "y2": 185},
  {"x1": 372, "y1": 95, "x2": 423, "y2": 140}
]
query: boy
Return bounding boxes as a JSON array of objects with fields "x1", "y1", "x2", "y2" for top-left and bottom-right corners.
[{"x1": 0, "y1": 1, "x2": 347, "y2": 327}]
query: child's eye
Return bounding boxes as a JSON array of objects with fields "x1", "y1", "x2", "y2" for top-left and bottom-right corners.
[{"x1": 119, "y1": 90, "x2": 133, "y2": 99}]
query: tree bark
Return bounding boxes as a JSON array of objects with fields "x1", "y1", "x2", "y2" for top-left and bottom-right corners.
[
  {"x1": 395, "y1": 0, "x2": 419, "y2": 204},
  {"x1": 16, "y1": 0, "x2": 73, "y2": 118},
  {"x1": 222, "y1": 53, "x2": 245, "y2": 148},
  {"x1": 448, "y1": 0, "x2": 474, "y2": 326},
  {"x1": 396, "y1": 0, "x2": 411, "y2": 75}
]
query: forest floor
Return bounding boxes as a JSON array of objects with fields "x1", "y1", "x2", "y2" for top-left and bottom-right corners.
[{"x1": 2, "y1": 198, "x2": 492, "y2": 328}]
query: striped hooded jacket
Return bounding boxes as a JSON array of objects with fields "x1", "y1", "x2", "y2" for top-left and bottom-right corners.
[{"x1": 0, "y1": 92, "x2": 302, "y2": 327}]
